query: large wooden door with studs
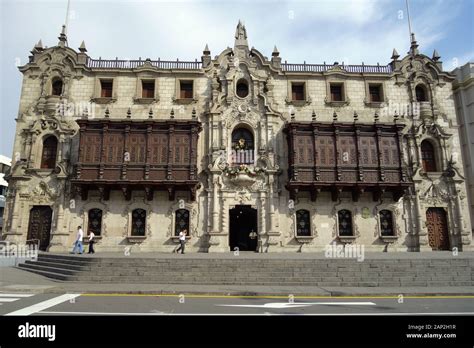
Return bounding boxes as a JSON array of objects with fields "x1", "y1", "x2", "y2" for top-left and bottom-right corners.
[{"x1": 426, "y1": 207, "x2": 450, "y2": 251}]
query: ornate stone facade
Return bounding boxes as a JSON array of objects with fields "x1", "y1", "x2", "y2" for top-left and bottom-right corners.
[{"x1": 1, "y1": 23, "x2": 472, "y2": 252}]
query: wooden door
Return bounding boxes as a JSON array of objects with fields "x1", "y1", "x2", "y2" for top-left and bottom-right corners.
[
  {"x1": 27, "y1": 206, "x2": 52, "y2": 251},
  {"x1": 426, "y1": 208, "x2": 449, "y2": 250}
]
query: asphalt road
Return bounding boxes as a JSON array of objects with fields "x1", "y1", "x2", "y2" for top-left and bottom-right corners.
[{"x1": 0, "y1": 293, "x2": 473, "y2": 316}]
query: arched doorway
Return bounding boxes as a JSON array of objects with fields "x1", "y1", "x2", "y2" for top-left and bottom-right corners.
[
  {"x1": 229, "y1": 205, "x2": 258, "y2": 251},
  {"x1": 27, "y1": 206, "x2": 53, "y2": 251}
]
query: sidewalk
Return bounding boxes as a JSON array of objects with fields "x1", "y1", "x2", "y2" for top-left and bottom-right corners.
[{"x1": 1, "y1": 266, "x2": 473, "y2": 296}]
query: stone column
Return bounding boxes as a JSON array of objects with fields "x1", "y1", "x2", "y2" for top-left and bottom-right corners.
[
  {"x1": 414, "y1": 191, "x2": 430, "y2": 251},
  {"x1": 211, "y1": 175, "x2": 220, "y2": 233}
]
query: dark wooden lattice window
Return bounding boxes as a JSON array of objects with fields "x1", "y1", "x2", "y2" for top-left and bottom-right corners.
[
  {"x1": 88, "y1": 209, "x2": 103, "y2": 236},
  {"x1": 338, "y1": 209, "x2": 353, "y2": 236},
  {"x1": 379, "y1": 210, "x2": 394, "y2": 236},
  {"x1": 100, "y1": 80, "x2": 113, "y2": 98},
  {"x1": 369, "y1": 84, "x2": 382, "y2": 102},
  {"x1": 330, "y1": 84, "x2": 343, "y2": 101},
  {"x1": 175, "y1": 209, "x2": 190, "y2": 236},
  {"x1": 52, "y1": 78, "x2": 63, "y2": 96},
  {"x1": 415, "y1": 85, "x2": 427, "y2": 102},
  {"x1": 292, "y1": 83, "x2": 305, "y2": 101},
  {"x1": 296, "y1": 209, "x2": 311, "y2": 236},
  {"x1": 180, "y1": 81, "x2": 193, "y2": 99},
  {"x1": 131, "y1": 209, "x2": 146, "y2": 236},
  {"x1": 236, "y1": 79, "x2": 249, "y2": 98},
  {"x1": 421, "y1": 140, "x2": 437, "y2": 172},
  {"x1": 142, "y1": 81, "x2": 155, "y2": 98},
  {"x1": 40, "y1": 136, "x2": 58, "y2": 169}
]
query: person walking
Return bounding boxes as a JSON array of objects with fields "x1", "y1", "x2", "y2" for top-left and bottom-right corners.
[
  {"x1": 88, "y1": 230, "x2": 95, "y2": 254},
  {"x1": 71, "y1": 226, "x2": 84, "y2": 254},
  {"x1": 175, "y1": 229, "x2": 187, "y2": 254}
]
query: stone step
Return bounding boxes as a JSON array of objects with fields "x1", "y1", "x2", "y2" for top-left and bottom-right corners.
[{"x1": 18, "y1": 263, "x2": 78, "y2": 276}]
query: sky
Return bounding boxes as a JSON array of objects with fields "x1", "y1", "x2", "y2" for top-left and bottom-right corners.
[{"x1": 0, "y1": 0, "x2": 473, "y2": 157}]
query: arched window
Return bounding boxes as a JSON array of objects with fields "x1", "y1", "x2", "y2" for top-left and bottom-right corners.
[
  {"x1": 415, "y1": 85, "x2": 428, "y2": 102},
  {"x1": 296, "y1": 209, "x2": 311, "y2": 236},
  {"x1": 40, "y1": 136, "x2": 58, "y2": 169},
  {"x1": 131, "y1": 209, "x2": 146, "y2": 236},
  {"x1": 338, "y1": 209, "x2": 353, "y2": 236},
  {"x1": 52, "y1": 78, "x2": 63, "y2": 96},
  {"x1": 88, "y1": 209, "x2": 103, "y2": 236},
  {"x1": 236, "y1": 79, "x2": 249, "y2": 98},
  {"x1": 231, "y1": 127, "x2": 254, "y2": 165},
  {"x1": 421, "y1": 140, "x2": 437, "y2": 172},
  {"x1": 379, "y1": 210, "x2": 394, "y2": 236},
  {"x1": 175, "y1": 209, "x2": 190, "y2": 236}
]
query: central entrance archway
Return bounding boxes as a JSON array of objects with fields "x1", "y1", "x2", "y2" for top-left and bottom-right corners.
[{"x1": 229, "y1": 205, "x2": 258, "y2": 251}]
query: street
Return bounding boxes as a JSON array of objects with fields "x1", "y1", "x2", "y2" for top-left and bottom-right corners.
[{"x1": 0, "y1": 293, "x2": 473, "y2": 316}]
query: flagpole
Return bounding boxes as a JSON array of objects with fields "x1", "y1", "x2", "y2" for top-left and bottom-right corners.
[
  {"x1": 405, "y1": 0, "x2": 413, "y2": 40},
  {"x1": 65, "y1": 0, "x2": 71, "y2": 35}
]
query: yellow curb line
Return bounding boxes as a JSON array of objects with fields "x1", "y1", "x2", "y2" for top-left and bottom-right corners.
[{"x1": 80, "y1": 294, "x2": 474, "y2": 299}]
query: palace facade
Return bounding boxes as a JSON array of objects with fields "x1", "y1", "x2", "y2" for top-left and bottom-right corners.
[{"x1": 2, "y1": 22, "x2": 472, "y2": 252}]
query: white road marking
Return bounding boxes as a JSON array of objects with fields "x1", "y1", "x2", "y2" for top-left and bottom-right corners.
[
  {"x1": 0, "y1": 294, "x2": 35, "y2": 298},
  {"x1": 216, "y1": 302, "x2": 376, "y2": 309},
  {"x1": 37, "y1": 311, "x2": 474, "y2": 316},
  {"x1": 0, "y1": 298, "x2": 20, "y2": 302},
  {"x1": 5, "y1": 293, "x2": 81, "y2": 316}
]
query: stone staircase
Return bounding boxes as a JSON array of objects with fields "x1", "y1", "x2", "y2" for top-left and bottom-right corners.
[{"x1": 17, "y1": 253, "x2": 474, "y2": 287}]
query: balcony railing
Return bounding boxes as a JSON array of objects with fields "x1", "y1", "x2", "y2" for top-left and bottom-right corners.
[
  {"x1": 281, "y1": 62, "x2": 393, "y2": 74},
  {"x1": 87, "y1": 57, "x2": 202, "y2": 70}
]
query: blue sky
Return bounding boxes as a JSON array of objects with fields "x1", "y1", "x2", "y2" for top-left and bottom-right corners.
[{"x1": 0, "y1": 0, "x2": 473, "y2": 156}]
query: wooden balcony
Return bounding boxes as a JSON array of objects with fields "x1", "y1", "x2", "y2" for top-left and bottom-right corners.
[
  {"x1": 71, "y1": 118, "x2": 202, "y2": 201},
  {"x1": 284, "y1": 121, "x2": 412, "y2": 202}
]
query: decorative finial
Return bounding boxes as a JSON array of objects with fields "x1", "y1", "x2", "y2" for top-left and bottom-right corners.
[
  {"x1": 192, "y1": 107, "x2": 196, "y2": 119},
  {"x1": 170, "y1": 108, "x2": 175, "y2": 119},
  {"x1": 394, "y1": 110, "x2": 399, "y2": 122},
  {"x1": 333, "y1": 110, "x2": 338, "y2": 122},
  {"x1": 127, "y1": 107, "x2": 131, "y2": 119},
  {"x1": 353, "y1": 111, "x2": 358, "y2": 122},
  {"x1": 272, "y1": 46, "x2": 279, "y2": 57},
  {"x1": 34, "y1": 40, "x2": 43, "y2": 51},
  {"x1": 311, "y1": 110, "x2": 316, "y2": 121},
  {"x1": 409, "y1": 33, "x2": 419, "y2": 55},
  {"x1": 374, "y1": 111, "x2": 379, "y2": 123},
  {"x1": 203, "y1": 44, "x2": 210, "y2": 55},
  {"x1": 58, "y1": 25, "x2": 67, "y2": 47},
  {"x1": 79, "y1": 41, "x2": 87, "y2": 53},
  {"x1": 290, "y1": 110, "x2": 295, "y2": 121},
  {"x1": 432, "y1": 49, "x2": 441, "y2": 61},
  {"x1": 148, "y1": 107, "x2": 153, "y2": 119},
  {"x1": 391, "y1": 48, "x2": 400, "y2": 60},
  {"x1": 234, "y1": 20, "x2": 249, "y2": 49},
  {"x1": 104, "y1": 107, "x2": 110, "y2": 118}
]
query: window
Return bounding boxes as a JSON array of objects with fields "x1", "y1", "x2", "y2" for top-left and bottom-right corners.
[
  {"x1": 88, "y1": 209, "x2": 103, "y2": 236},
  {"x1": 291, "y1": 83, "x2": 305, "y2": 101},
  {"x1": 369, "y1": 84, "x2": 382, "y2": 102},
  {"x1": 52, "y1": 78, "x2": 63, "y2": 96},
  {"x1": 415, "y1": 85, "x2": 428, "y2": 102},
  {"x1": 296, "y1": 209, "x2": 311, "y2": 236},
  {"x1": 40, "y1": 136, "x2": 58, "y2": 169},
  {"x1": 421, "y1": 140, "x2": 437, "y2": 172},
  {"x1": 236, "y1": 79, "x2": 249, "y2": 98},
  {"x1": 180, "y1": 81, "x2": 193, "y2": 99},
  {"x1": 131, "y1": 209, "x2": 146, "y2": 236},
  {"x1": 330, "y1": 83, "x2": 343, "y2": 102},
  {"x1": 142, "y1": 80, "x2": 155, "y2": 98},
  {"x1": 0, "y1": 186, "x2": 6, "y2": 196},
  {"x1": 338, "y1": 209, "x2": 353, "y2": 236},
  {"x1": 231, "y1": 127, "x2": 254, "y2": 165},
  {"x1": 100, "y1": 80, "x2": 113, "y2": 98},
  {"x1": 379, "y1": 210, "x2": 394, "y2": 236},
  {"x1": 175, "y1": 209, "x2": 190, "y2": 236}
]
